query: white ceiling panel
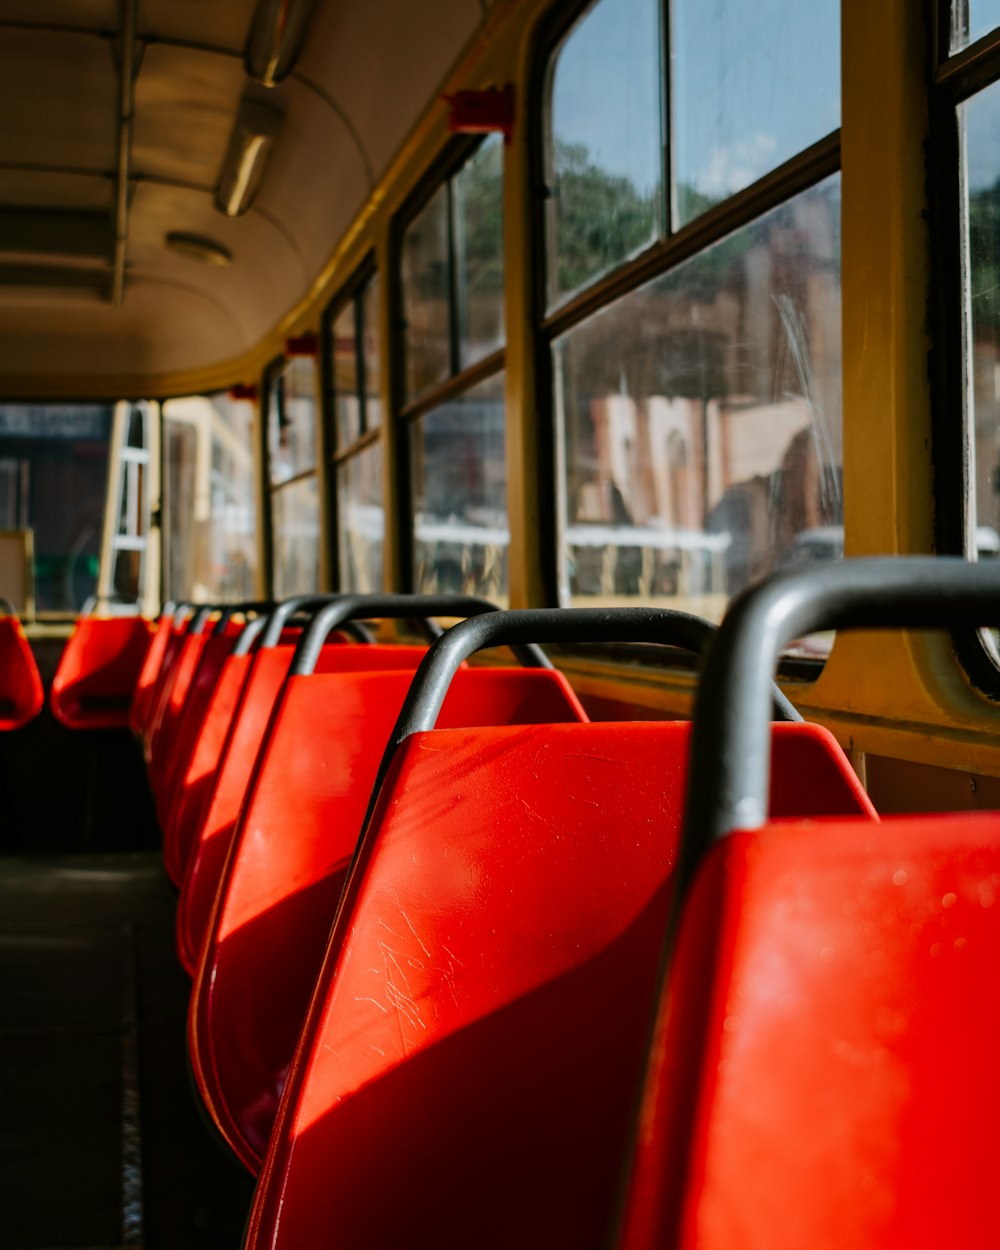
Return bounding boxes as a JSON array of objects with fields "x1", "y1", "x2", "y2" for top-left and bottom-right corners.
[
  {"x1": 132, "y1": 44, "x2": 246, "y2": 188},
  {"x1": 0, "y1": 171, "x2": 112, "y2": 212},
  {"x1": 138, "y1": 0, "x2": 255, "y2": 53},
  {"x1": 0, "y1": 2, "x2": 119, "y2": 32},
  {"x1": 0, "y1": 30, "x2": 116, "y2": 172},
  {"x1": 298, "y1": 0, "x2": 482, "y2": 182}
]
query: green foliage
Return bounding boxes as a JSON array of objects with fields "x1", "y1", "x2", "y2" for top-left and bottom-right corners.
[
  {"x1": 552, "y1": 140, "x2": 659, "y2": 294},
  {"x1": 969, "y1": 181, "x2": 1000, "y2": 339}
]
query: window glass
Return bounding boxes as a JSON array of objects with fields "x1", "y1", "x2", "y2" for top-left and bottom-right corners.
[
  {"x1": 411, "y1": 371, "x2": 508, "y2": 600},
  {"x1": 963, "y1": 83, "x2": 1000, "y2": 559},
  {"x1": 337, "y1": 443, "x2": 383, "y2": 593},
  {"x1": 547, "y1": 0, "x2": 662, "y2": 308},
  {"x1": 0, "y1": 404, "x2": 111, "y2": 614},
  {"x1": 402, "y1": 184, "x2": 452, "y2": 401},
  {"x1": 272, "y1": 475, "x2": 320, "y2": 598},
  {"x1": 162, "y1": 394, "x2": 257, "y2": 602},
  {"x1": 268, "y1": 357, "x2": 318, "y2": 484},
  {"x1": 362, "y1": 274, "x2": 382, "y2": 431},
  {"x1": 554, "y1": 176, "x2": 842, "y2": 630},
  {"x1": 454, "y1": 133, "x2": 505, "y2": 368},
  {"x1": 332, "y1": 303, "x2": 360, "y2": 449},
  {"x1": 672, "y1": 0, "x2": 840, "y2": 227},
  {"x1": 952, "y1": 0, "x2": 1000, "y2": 52}
]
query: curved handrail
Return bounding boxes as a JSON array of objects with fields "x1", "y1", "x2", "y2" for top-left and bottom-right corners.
[
  {"x1": 288, "y1": 595, "x2": 552, "y2": 676},
  {"x1": 682, "y1": 556, "x2": 1000, "y2": 867}
]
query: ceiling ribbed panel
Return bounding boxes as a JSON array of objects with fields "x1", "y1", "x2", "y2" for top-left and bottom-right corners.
[
  {"x1": 132, "y1": 44, "x2": 246, "y2": 188},
  {"x1": 0, "y1": 0, "x2": 498, "y2": 389},
  {"x1": 0, "y1": 30, "x2": 115, "y2": 172}
]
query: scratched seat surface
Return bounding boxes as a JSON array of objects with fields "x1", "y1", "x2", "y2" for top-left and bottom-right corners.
[
  {"x1": 50, "y1": 616, "x2": 152, "y2": 730},
  {"x1": 0, "y1": 614, "x2": 44, "y2": 732},
  {"x1": 242, "y1": 719, "x2": 875, "y2": 1248},
  {"x1": 175, "y1": 643, "x2": 433, "y2": 971},
  {"x1": 617, "y1": 809, "x2": 1000, "y2": 1250},
  {"x1": 189, "y1": 665, "x2": 588, "y2": 1174}
]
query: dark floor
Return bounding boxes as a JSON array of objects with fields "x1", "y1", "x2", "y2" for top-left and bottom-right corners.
[{"x1": 0, "y1": 852, "x2": 255, "y2": 1249}]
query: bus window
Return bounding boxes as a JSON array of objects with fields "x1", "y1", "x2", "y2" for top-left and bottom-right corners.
[
  {"x1": 544, "y1": 0, "x2": 841, "y2": 635},
  {"x1": 0, "y1": 403, "x2": 112, "y2": 616},
  {"x1": 328, "y1": 267, "x2": 384, "y2": 592},
  {"x1": 399, "y1": 134, "x2": 507, "y2": 599},
  {"x1": 161, "y1": 393, "x2": 257, "y2": 603},
  {"x1": 265, "y1": 358, "x2": 321, "y2": 596},
  {"x1": 951, "y1": 0, "x2": 1000, "y2": 51}
]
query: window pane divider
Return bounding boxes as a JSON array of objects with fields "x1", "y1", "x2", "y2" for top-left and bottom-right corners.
[
  {"x1": 936, "y1": 25, "x2": 1000, "y2": 99},
  {"x1": 542, "y1": 129, "x2": 841, "y2": 340},
  {"x1": 270, "y1": 466, "x2": 317, "y2": 493},
  {"x1": 332, "y1": 427, "x2": 381, "y2": 465},
  {"x1": 398, "y1": 348, "x2": 506, "y2": 423}
]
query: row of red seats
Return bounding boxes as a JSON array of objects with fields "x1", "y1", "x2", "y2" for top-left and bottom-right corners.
[{"x1": 51, "y1": 561, "x2": 1000, "y2": 1248}]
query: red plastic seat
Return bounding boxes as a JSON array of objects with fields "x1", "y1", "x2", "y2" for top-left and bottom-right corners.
[
  {"x1": 190, "y1": 663, "x2": 588, "y2": 1174},
  {"x1": 130, "y1": 609, "x2": 180, "y2": 738},
  {"x1": 615, "y1": 558, "x2": 1000, "y2": 1250},
  {"x1": 242, "y1": 717, "x2": 873, "y2": 1247},
  {"x1": 140, "y1": 610, "x2": 196, "y2": 759},
  {"x1": 0, "y1": 613, "x2": 43, "y2": 731},
  {"x1": 152, "y1": 617, "x2": 244, "y2": 840},
  {"x1": 50, "y1": 615, "x2": 152, "y2": 729},
  {"x1": 175, "y1": 643, "x2": 432, "y2": 974},
  {"x1": 617, "y1": 810, "x2": 1000, "y2": 1250}
]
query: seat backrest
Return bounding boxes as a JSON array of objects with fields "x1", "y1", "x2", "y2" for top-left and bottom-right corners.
[
  {"x1": 175, "y1": 643, "x2": 432, "y2": 976},
  {"x1": 241, "y1": 719, "x2": 874, "y2": 1247},
  {"x1": 141, "y1": 615, "x2": 195, "y2": 760},
  {"x1": 50, "y1": 616, "x2": 152, "y2": 730},
  {"x1": 190, "y1": 665, "x2": 588, "y2": 1174},
  {"x1": 129, "y1": 611, "x2": 176, "y2": 737},
  {"x1": 617, "y1": 808, "x2": 1000, "y2": 1250},
  {"x1": 0, "y1": 614, "x2": 44, "y2": 731}
]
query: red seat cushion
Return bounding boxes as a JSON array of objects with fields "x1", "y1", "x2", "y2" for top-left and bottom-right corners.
[
  {"x1": 619, "y1": 808, "x2": 1000, "y2": 1250},
  {"x1": 0, "y1": 617, "x2": 43, "y2": 731},
  {"x1": 50, "y1": 617, "x2": 152, "y2": 730},
  {"x1": 243, "y1": 720, "x2": 874, "y2": 1247},
  {"x1": 189, "y1": 666, "x2": 588, "y2": 1173},
  {"x1": 176, "y1": 644, "x2": 433, "y2": 976}
]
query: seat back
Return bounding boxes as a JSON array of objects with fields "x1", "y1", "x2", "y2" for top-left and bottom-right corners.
[
  {"x1": 189, "y1": 664, "x2": 587, "y2": 1173},
  {"x1": 142, "y1": 611, "x2": 197, "y2": 759},
  {"x1": 617, "y1": 809, "x2": 1000, "y2": 1250},
  {"x1": 242, "y1": 718, "x2": 873, "y2": 1248},
  {"x1": 175, "y1": 643, "x2": 431, "y2": 976},
  {"x1": 130, "y1": 610, "x2": 178, "y2": 737},
  {"x1": 50, "y1": 615, "x2": 152, "y2": 729},
  {"x1": 615, "y1": 558, "x2": 1000, "y2": 1250},
  {"x1": 155, "y1": 618, "x2": 245, "y2": 874},
  {"x1": 0, "y1": 613, "x2": 44, "y2": 731}
]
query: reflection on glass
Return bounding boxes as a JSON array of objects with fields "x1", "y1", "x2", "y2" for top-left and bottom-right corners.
[
  {"x1": 411, "y1": 371, "x2": 508, "y2": 600},
  {"x1": 332, "y1": 302, "x2": 360, "y2": 449},
  {"x1": 547, "y1": 0, "x2": 662, "y2": 307},
  {"x1": 673, "y1": 0, "x2": 839, "y2": 226},
  {"x1": 952, "y1": 0, "x2": 1000, "y2": 51},
  {"x1": 454, "y1": 134, "x2": 505, "y2": 368},
  {"x1": 268, "y1": 357, "x2": 318, "y2": 484},
  {"x1": 403, "y1": 184, "x2": 451, "y2": 401},
  {"x1": 554, "y1": 176, "x2": 842, "y2": 634},
  {"x1": 362, "y1": 274, "x2": 382, "y2": 430},
  {"x1": 0, "y1": 403, "x2": 111, "y2": 612},
  {"x1": 163, "y1": 394, "x2": 257, "y2": 602},
  {"x1": 963, "y1": 84, "x2": 1000, "y2": 563},
  {"x1": 338, "y1": 444, "x2": 383, "y2": 593},
  {"x1": 271, "y1": 475, "x2": 320, "y2": 598}
]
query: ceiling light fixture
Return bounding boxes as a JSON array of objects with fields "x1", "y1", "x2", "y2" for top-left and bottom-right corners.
[
  {"x1": 245, "y1": 0, "x2": 318, "y2": 87},
  {"x1": 214, "y1": 98, "x2": 283, "y2": 218},
  {"x1": 165, "y1": 232, "x2": 233, "y2": 267}
]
